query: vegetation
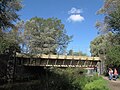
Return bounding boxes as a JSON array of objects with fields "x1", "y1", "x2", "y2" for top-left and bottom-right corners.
[
  {"x1": 0, "y1": 29, "x2": 21, "y2": 54},
  {"x1": 106, "y1": 46, "x2": 120, "y2": 67},
  {"x1": 0, "y1": 68, "x2": 109, "y2": 90},
  {"x1": 0, "y1": 0, "x2": 22, "y2": 31},
  {"x1": 84, "y1": 78, "x2": 109, "y2": 90},
  {"x1": 0, "y1": 0, "x2": 23, "y2": 86},
  {"x1": 96, "y1": 0, "x2": 120, "y2": 34},
  {"x1": 90, "y1": 35, "x2": 106, "y2": 57},
  {"x1": 68, "y1": 49, "x2": 87, "y2": 56},
  {"x1": 18, "y1": 17, "x2": 72, "y2": 54},
  {"x1": 90, "y1": 0, "x2": 120, "y2": 68},
  {"x1": 0, "y1": 0, "x2": 22, "y2": 54},
  {"x1": 0, "y1": 0, "x2": 118, "y2": 90}
]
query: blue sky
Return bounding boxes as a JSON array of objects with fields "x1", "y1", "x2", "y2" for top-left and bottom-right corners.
[{"x1": 19, "y1": 0, "x2": 104, "y2": 56}]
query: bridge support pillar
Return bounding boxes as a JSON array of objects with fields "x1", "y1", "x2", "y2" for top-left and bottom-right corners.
[
  {"x1": 100, "y1": 60, "x2": 105, "y2": 75},
  {"x1": 97, "y1": 61, "x2": 103, "y2": 75}
]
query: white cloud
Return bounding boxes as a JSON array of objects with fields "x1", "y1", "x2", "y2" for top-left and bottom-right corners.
[
  {"x1": 67, "y1": 7, "x2": 84, "y2": 22},
  {"x1": 67, "y1": 14, "x2": 84, "y2": 22},
  {"x1": 68, "y1": 7, "x2": 82, "y2": 14}
]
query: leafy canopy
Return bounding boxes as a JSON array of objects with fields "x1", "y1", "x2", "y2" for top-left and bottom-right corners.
[
  {"x1": 93, "y1": 0, "x2": 120, "y2": 67},
  {"x1": 0, "y1": 0, "x2": 22, "y2": 31},
  {"x1": 21, "y1": 17, "x2": 72, "y2": 54},
  {"x1": 0, "y1": 0, "x2": 22, "y2": 54},
  {"x1": 106, "y1": 46, "x2": 120, "y2": 67}
]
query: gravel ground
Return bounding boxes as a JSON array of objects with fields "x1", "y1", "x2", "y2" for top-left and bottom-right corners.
[{"x1": 102, "y1": 76, "x2": 120, "y2": 90}]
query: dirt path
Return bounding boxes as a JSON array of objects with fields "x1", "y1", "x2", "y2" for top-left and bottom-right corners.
[{"x1": 102, "y1": 76, "x2": 120, "y2": 90}]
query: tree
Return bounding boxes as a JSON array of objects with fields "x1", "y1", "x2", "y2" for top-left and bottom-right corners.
[
  {"x1": 22, "y1": 17, "x2": 72, "y2": 54},
  {"x1": 0, "y1": 32, "x2": 20, "y2": 54},
  {"x1": 0, "y1": 0, "x2": 22, "y2": 54},
  {"x1": 90, "y1": 35, "x2": 106, "y2": 57},
  {"x1": 0, "y1": 22, "x2": 23, "y2": 54},
  {"x1": 0, "y1": 0, "x2": 22, "y2": 83},
  {"x1": 106, "y1": 46, "x2": 120, "y2": 67},
  {"x1": 90, "y1": 32, "x2": 114, "y2": 57},
  {"x1": 107, "y1": 7, "x2": 120, "y2": 34},
  {"x1": 68, "y1": 49, "x2": 87, "y2": 56},
  {"x1": 0, "y1": 0, "x2": 22, "y2": 31},
  {"x1": 96, "y1": 0, "x2": 120, "y2": 35},
  {"x1": 68, "y1": 50, "x2": 74, "y2": 55},
  {"x1": 94, "y1": 0, "x2": 120, "y2": 67}
]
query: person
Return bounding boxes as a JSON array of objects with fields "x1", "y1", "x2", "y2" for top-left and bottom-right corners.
[
  {"x1": 108, "y1": 68, "x2": 113, "y2": 80},
  {"x1": 113, "y1": 68, "x2": 118, "y2": 81}
]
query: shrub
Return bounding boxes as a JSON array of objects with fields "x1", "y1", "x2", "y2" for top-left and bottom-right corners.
[
  {"x1": 0, "y1": 67, "x2": 109, "y2": 90},
  {"x1": 84, "y1": 78, "x2": 109, "y2": 90}
]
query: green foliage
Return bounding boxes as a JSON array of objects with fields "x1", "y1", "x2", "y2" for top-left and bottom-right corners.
[
  {"x1": 51, "y1": 68, "x2": 101, "y2": 90},
  {"x1": 94, "y1": 0, "x2": 120, "y2": 67},
  {"x1": 90, "y1": 33, "x2": 114, "y2": 57},
  {"x1": 0, "y1": 0, "x2": 22, "y2": 54},
  {"x1": 0, "y1": 67, "x2": 109, "y2": 90},
  {"x1": 68, "y1": 49, "x2": 88, "y2": 56},
  {"x1": 107, "y1": 6, "x2": 120, "y2": 33},
  {"x1": 84, "y1": 78, "x2": 109, "y2": 90},
  {"x1": 0, "y1": 29, "x2": 21, "y2": 54},
  {"x1": 106, "y1": 46, "x2": 120, "y2": 66},
  {"x1": 21, "y1": 17, "x2": 72, "y2": 54},
  {"x1": 90, "y1": 35, "x2": 105, "y2": 56},
  {"x1": 90, "y1": 28, "x2": 120, "y2": 67},
  {"x1": 96, "y1": 0, "x2": 120, "y2": 35},
  {"x1": 72, "y1": 75, "x2": 88, "y2": 90},
  {"x1": 0, "y1": 0, "x2": 22, "y2": 31}
]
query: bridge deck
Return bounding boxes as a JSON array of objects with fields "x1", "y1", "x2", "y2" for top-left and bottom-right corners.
[{"x1": 16, "y1": 53, "x2": 100, "y2": 61}]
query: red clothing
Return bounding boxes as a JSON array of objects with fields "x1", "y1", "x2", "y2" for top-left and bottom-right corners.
[{"x1": 114, "y1": 69, "x2": 118, "y2": 75}]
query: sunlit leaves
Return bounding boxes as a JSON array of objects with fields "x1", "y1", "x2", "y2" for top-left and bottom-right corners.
[
  {"x1": 22, "y1": 17, "x2": 72, "y2": 54},
  {"x1": 90, "y1": 32, "x2": 114, "y2": 57}
]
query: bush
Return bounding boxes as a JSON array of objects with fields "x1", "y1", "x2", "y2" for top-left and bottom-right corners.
[
  {"x1": 84, "y1": 78, "x2": 109, "y2": 90},
  {"x1": 0, "y1": 67, "x2": 109, "y2": 90}
]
